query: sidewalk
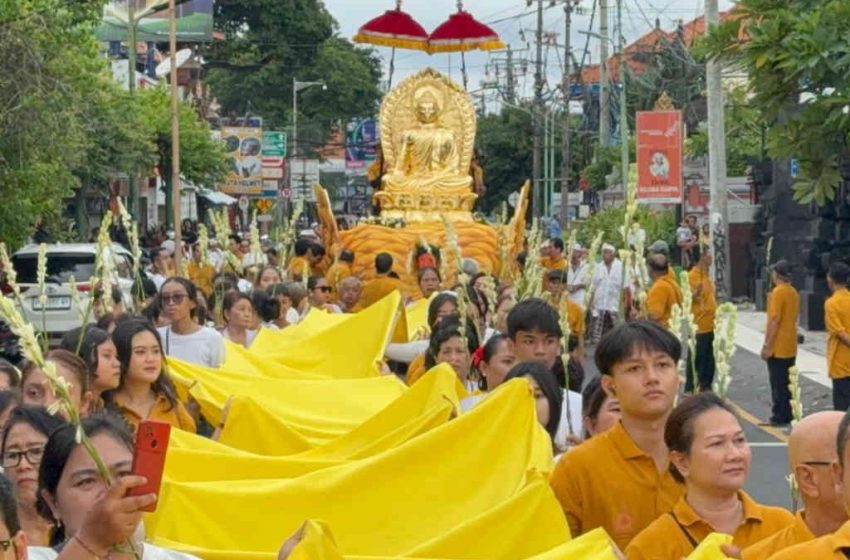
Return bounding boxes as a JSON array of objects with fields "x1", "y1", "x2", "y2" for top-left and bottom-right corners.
[{"x1": 735, "y1": 309, "x2": 830, "y2": 389}]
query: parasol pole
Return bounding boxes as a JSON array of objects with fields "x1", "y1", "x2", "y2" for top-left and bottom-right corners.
[
  {"x1": 461, "y1": 50, "x2": 468, "y2": 90},
  {"x1": 388, "y1": 47, "x2": 396, "y2": 89}
]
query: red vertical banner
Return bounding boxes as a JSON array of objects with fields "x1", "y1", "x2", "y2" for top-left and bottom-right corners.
[{"x1": 636, "y1": 111, "x2": 683, "y2": 203}]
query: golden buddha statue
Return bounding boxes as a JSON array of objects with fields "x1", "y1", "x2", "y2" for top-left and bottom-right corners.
[
  {"x1": 375, "y1": 68, "x2": 478, "y2": 221},
  {"x1": 383, "y1": 85, "x2": 472, "y2": 193}
]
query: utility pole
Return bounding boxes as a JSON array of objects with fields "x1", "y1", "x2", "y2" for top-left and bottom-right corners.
[
  {"x1": 560, "y1": 0, "x2": 576, "y2": 225},
  {"x1": 169, "y1": 0, "x2": 182, "y2": 273},
  {"x1": 532, "y1": 0, "x2": 545, "y2": 219},
  {"x1": 599, "y1": 0, "x2": 610, "y2": 145},
  {"x1": 506, "y1": 46, "x2": 516, "y2": 105},
  {"x1": 706, "y1": 0, "x2": 730, "y2": 300},
  {"x1": 127, "y1": 0, "x2": 139, "y2": 222},
  {"x1": 616, "y1": 0, "x2": 629, "y2": 197}
]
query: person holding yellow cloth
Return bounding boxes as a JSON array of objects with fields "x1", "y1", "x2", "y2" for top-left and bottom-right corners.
[
  {"x1": 358, "y1": 253, "x2": 402, "y2": 311},
  {"x1": 766, "y1": 412, "x2": 850, "y2": 559},
  {"x1": 686, "y1": 247, "x2": 716, "y2": 393},
  {"x1": 741, "y1": 412, "x2": 847, "y2": 560},
  {"x1": 625, "y1": 392, "x2": 793, "y2": 560},
  {"x1": 760, "y1": 260, "x2": 799, "y2": 426},
  {"x1": 826, "y1": 262, "x2": 850, "y2": 411},
  {"x1": 550, "y1": 320, "x2": 684, "y2": 551}
]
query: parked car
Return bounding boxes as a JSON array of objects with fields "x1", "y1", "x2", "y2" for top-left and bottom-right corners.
[{"x1": 11, "y1": 243, "x2": 136, "y2": 337}]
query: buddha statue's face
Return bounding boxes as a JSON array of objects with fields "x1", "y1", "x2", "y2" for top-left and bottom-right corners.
[{"x1": 415, "y1": 93, "x2": 440, "y2": 124}]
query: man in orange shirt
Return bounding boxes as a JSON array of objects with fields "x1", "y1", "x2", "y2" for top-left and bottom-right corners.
[
  {"x1": 358, "y1": 252, "x2": 401, "y2": 310},
  {"x1": 826, "y1": 262, "x2": 850, "y2": 411},
  {"x1": 686, "y1": 246, "x2": 716, "y2": 393},
  {"x1": 766, "y1": 412, "x2": 850, "y2": 559},
  {"x1": 325, "y1": 249, "x2": 355, "y2": 300},
  {"x1": 549, "y1": 320, "x2": 684, "y2": 551},
  {"x1": 741, "y1": 411, "x2": 846, "y2": 560},
  {"x1": 286, "y1": 239, "x2": 312, "y2": 281},
  {"x1": 644, "y1": 253, "x2": 682, "y2": 328},
  {"x1": 760, "y1": 260, "x2": 799, "y2": 426}
]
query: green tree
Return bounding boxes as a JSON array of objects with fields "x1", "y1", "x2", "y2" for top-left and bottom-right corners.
[
  {"x1": 0, "y1": 0, "x2": 109, "y2": 248},
  {"x1": 136, "y1": 87, "x2": 229, "y2": 229},
  {"x1": 703, "y1": 0, "x2": 850, "y2": 204},
  {"x1": 204, "y1": 0, "x2": 383, "y2": 145},
  {"x1": 476, "y1": 106, "x2": 533, "y2": 213},
  {"x1": 686, "y1": 87, "x2": 763, "y2": 176}
]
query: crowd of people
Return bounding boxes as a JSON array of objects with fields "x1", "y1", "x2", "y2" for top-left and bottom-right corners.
[{"x1": 0, "y1": 212, "x2": 849, "y2": 559}]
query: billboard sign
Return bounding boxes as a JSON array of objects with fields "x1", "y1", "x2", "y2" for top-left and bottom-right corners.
[
  {"x1": 636, "y1": 111, "x2": 683, "y2": 204},
  {"x1": 345, "y1": 118, "x2": 379, "y2": 170},
  {"x1": 97, "y1": 0, "x2": 214, "y2": 43},
  {"x1": 220, "y1": 127, "x2": 264, "y2": 195}
]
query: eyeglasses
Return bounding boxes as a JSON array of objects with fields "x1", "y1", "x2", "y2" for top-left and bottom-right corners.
[
  {"x1": 2, "y1": 446, "x2": 45, "y2": 468},
  {"x1": 161, "y1": 293, "x2": 187, "y2": 305},
  {"x1": 0, "y1": 539, "x2": 11, "y2": 551},
  {"x1": 315, "y1": 286, "x2": 332, "y2": 293},
  {"x1": 802, "y1": 461, "x2": 834, "y2": 467}
]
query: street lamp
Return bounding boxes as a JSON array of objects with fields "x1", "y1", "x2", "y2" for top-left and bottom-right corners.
[{"x1": 291, "y1": 79, "x2": 326, "y2": 200}]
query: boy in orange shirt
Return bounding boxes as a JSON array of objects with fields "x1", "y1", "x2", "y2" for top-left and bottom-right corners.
[
  {"x1": 825, "y1": 262, "x2": 850, "y2": 411},
  {"x1": 549, "y1": 320, "x2": 684, "y2": 551},
  {"x1": 645, "y1": 253, "x2": 682, "y2": 328},
  {"x1": 760, "y1": 260, "x2": 799, "y2": 426}
]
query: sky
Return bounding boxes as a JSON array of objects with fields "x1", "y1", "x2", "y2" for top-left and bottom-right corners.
[{"x1": 323, "y1": 0, "x2": 735, "y2": 107}]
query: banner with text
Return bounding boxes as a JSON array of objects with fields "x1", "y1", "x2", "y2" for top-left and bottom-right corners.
[
  {"x1": 220, "y1": 127, "x2": 264, "y2": 195},
  {"x1": 636, "y1": 110, "x2": 683, "y2": 204}
]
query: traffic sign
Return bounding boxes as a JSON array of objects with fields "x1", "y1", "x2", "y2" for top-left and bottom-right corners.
[{"x1": 262, "y1": 131, "x2": 287, "y2": 157}]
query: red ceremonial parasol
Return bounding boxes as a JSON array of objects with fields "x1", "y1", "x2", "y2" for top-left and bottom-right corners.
[
  {"x1": 353, "y1": 1, "x2": 429, "y2": 87},
  {"x1": 428, "y1": 1, "x2": 506, "y2": 89}
]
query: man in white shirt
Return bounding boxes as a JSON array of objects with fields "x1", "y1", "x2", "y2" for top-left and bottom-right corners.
[
  {"x1": 566, "y1": 245, "x2": 589, "y2": 309},
  {"x1": 590, "y1": 244, "x2": 623, "y2": 343},
  {"x1": 148, "y1": 247, "x2": 171, "y2": 291}
]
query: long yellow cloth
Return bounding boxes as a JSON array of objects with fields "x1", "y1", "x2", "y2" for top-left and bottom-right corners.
[
  {"x1": 214, "y1": 376, "x2": 407, "y2": 455},
  {"x1": 164, "y1": 367, "x2": 462, "y2": 478},
  {"x1": 222, "y1": 291, "x2": 402, "y2": 377},
  {"x1": 391, "y1": 295, "x2": 432, "y2": 343},
  {"x1": 168, "y1": 354, "x2": 405, "y2": 429},
  {"x1": 146, "y1": 380, "x2": 553, "y2": 557}
]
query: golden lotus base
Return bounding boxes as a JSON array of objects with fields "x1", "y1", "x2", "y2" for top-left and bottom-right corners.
[
  {"x1": 337, "y1": 220, "x2": 501, "y2": 297},
  {"x1": 372, "y1": 188, "x2": 478, "y2": 223}
]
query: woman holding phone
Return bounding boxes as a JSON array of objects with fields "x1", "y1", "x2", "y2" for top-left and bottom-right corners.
[{"x1": 30, "y1": 413, "x2": 199, "y2": 559}]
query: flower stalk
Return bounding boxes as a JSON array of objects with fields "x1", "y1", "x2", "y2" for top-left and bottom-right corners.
[{"x1": 712, "y1": 302, "x2": 738, "y2": 398}]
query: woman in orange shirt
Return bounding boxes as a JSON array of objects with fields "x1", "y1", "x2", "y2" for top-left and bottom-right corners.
[
  {"x1": 106, "y1": 319, "x2": 196, "y2": 433},
  {"x1": 625, "y1": 392, "x2": 793, "y2": 559}
]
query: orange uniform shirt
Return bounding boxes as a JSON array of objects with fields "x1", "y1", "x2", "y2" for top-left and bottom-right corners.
[
  {"x1": 187, "y1": 261, "x2": 216, "y2": 297},
  {"x1": 766, "y1": 283, "x2": 799, "y2": 359},
  {"x1": 689, "y1": 267, "x2": 717, "y2": 334},
  {"x1": 741, "y1": 510, "x2": 814, "y2": 560},
  {"x1": 358, "y1": 275, "x2": 401, "y2": 310},
  {"x1": 646, "y1": 274, "x2": 683, "y2": 328},
  {"x1": 766, "y1": 518, "x2": 850, "y2": 560},
  {"x1": 325, "y1": 262, "x2": 353, "y2": 297},
  {"x1": 286, "y1": 256, "x2": 311, "y2": 281},
  {"x1": 112, "y1": 392, "x2": 197, "y2": 433},
  {"x1": 625, "y1": 491, "x2": 794, "y2": 560},
  {"x1": 540, "y1": 256, "x2": 567, "y2": 271},
  {"x1": 567, "y1": 299, "x2": 586, "y2": 337},
  {"x1": 825, "y1": 289, "x2": 850, "y2": 379},
  {"x1": 549, "y1": 421, "x2": 684, "y2": 551}
]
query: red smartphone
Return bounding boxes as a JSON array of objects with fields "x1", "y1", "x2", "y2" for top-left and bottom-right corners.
[{"x1": 128, "y1": 420, "x2": 171, "y2": 512}]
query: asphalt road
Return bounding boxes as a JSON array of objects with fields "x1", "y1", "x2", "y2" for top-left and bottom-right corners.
[{"x1": 580, "y1": 344, "x2": 833, "y2": 510}]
